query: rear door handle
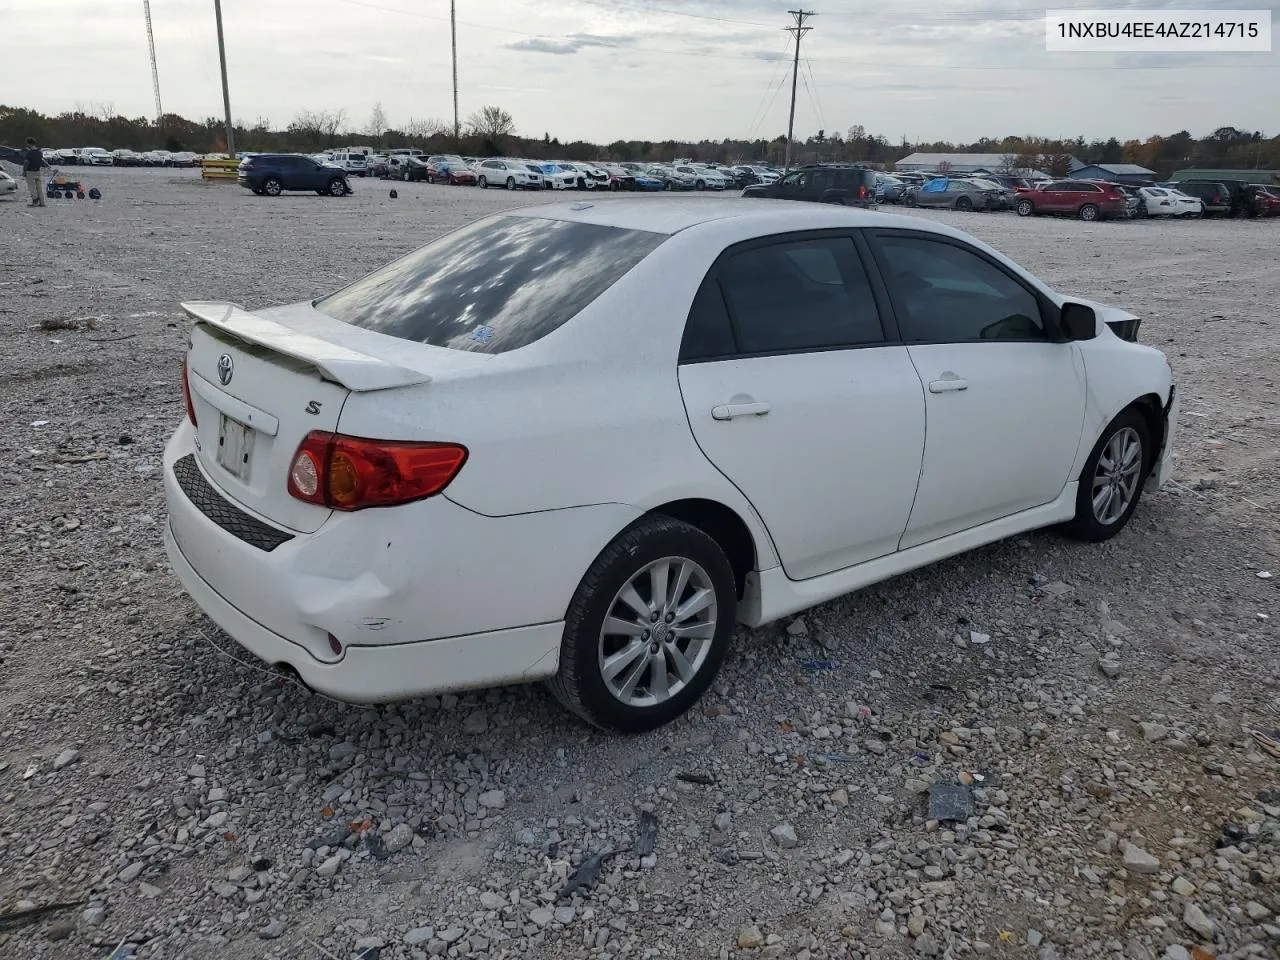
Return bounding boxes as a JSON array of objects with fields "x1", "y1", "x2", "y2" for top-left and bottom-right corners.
[
  {"x1": 928, "y1": 375, "x2": 969, "y2": 394},
  {"x1": 711, "y1": 402, "x2": 771, "y2": 421}
]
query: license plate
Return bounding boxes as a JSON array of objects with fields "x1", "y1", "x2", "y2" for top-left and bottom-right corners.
[{"x1": 217, "y1": 414, "x2": 255, "y2": 481}]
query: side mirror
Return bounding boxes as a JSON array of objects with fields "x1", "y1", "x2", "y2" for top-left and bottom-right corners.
[{"x1": 1059, "y1": 302, "x2": 1097, "y2": 341}]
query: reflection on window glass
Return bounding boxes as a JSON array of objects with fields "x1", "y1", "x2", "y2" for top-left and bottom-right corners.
[
  {"x1": 315, "y1": 216, "x2": 665, "y2": 354},
  {"x1": 878, "y1": 237, "x2": 1044, "y2": 343},
  {"x1": 718, "y1": 238, "x2": 882, "y2": 353}
]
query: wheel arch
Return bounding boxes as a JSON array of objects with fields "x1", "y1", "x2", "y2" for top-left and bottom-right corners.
[
  {"x1": 644, "y1": 498, "x2": 758, "y2": 599},
  {"x1": 1129, "y1": 392, "x2": 1167, "y2": 471}
]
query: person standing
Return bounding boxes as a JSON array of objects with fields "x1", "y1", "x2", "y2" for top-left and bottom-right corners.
[{"x1": 23, "y1": 138, "x2": 48, "y2": 207}]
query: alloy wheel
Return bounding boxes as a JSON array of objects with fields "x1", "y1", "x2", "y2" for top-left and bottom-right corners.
[
  {"x1": 597, "y1": 557, "x2": 717, "y2": 708},
  {"x1": 1092, "y1": 427, "x2": 1143, "y2": 524}
]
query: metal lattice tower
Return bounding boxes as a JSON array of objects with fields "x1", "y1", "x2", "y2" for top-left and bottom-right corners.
[{"x1": 143, "y1": 0, "x2": 164, "y2": 126}]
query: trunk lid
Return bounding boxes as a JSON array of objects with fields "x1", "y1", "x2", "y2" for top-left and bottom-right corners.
[{"x1": 182, "y1": 301, "x2": 439, "y2": 534}]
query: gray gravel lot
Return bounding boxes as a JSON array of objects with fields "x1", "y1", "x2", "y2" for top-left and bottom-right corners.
[{"x1": 2, "y1": 167, "x2": 1279, "y2": 960}]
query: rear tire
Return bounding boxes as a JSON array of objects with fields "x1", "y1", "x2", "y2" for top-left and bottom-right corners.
[
  {"x1": 262, "y1": 177, "x2": 282, "y2": 197},
  {"x1": 478, "y1": 176, "x2": 488, "y2": 189},
  {"x1": 546, "y1": 517, "x2": 738, "y2": 733},
  {"x1": 1061, "y1": 407, "x2": 1151, "y2": 543}
]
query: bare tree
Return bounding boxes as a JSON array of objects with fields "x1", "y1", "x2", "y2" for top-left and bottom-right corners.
[
  {"x1": 998, "y1": 153, "x2": 1020, "y2": 175},
  {"x1": 404, "y1": 116, "x2": 450, "y2": 141},
  {"x1": 366, "y1": 102, "x2": 388, "y2": 144},
  {"x1": 321, "y1": 108, "x2": 347, "y2": 144},
  {"x1": 465, "y1": 105, "x2": 515, "y2": 141},
  {"x1": 936, "y1": 160, "x2": 953, "y2": 173}
]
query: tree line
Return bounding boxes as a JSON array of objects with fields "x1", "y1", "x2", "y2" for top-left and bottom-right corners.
[{"x1": 2, "y1": 102, "x2": 1276, "y2": 178}]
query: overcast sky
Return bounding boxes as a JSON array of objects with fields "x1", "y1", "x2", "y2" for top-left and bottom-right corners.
[{"x1": 9, "y1": 0, "x2": 1279, "y2": 144}]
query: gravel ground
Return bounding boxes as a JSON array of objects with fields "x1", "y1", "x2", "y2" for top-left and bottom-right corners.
[{"x1": 2, "y1": 168, "x2": 1279, "y2": 960}]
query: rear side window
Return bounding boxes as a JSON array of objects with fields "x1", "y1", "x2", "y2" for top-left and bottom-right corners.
[
  {"x1": 714, "y1": 237, "x2": 883, "y2": 354},
  {"x1": 315, "y1": 216, "x2": 666, "y2": 354}
]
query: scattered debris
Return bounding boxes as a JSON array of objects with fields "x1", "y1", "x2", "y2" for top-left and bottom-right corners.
[
  {"x1": 634, "y1": 810, "x2": 659, "y2": 856},
  {"x1": 927, "y1": 783, "x2": 974, "y2": 822},
  {"x1": 557, "y1": 848, "x2": 621, "y2": 900}
]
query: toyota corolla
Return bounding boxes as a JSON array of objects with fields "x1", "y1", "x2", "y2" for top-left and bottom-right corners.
[{"x1": 164, "y1": 199, "x2": 1176, "y2": 732}]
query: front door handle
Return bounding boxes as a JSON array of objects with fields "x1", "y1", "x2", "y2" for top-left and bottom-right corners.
[
  {"x1": 928, "y1": 374, "x2": 969, "y2": 394},
  {"x1": 712, "y1": 402, "x2": 771, "y2": 421}
]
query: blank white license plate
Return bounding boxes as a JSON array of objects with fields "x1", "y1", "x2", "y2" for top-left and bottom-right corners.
[{"x1": 217, "y1": 414, "x2": 255, "y2": 481}]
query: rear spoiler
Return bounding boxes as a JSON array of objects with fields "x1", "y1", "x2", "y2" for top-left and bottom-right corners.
[{"x1": 180, "y1": 301, "x2": 431, "y2": 392}]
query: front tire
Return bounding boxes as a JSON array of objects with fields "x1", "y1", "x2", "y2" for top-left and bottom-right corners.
[
  {"x1": 328, "y1": 178, "x2": 346, "y2": 197},
  {"x1": 506, "y1": 176, "x2": 515, "y2": 190},
  {"x1": 1062, "y1": 407, "x2": 1150, "y2": 542},
  {"x1": 955, "y1": 196, "x2": 974, "y2": 212},
  {"x1": 1079, "y1": 203, "x2": 1099, "y2": 222},
  {"x1": 547, "y1": 517, "x2": 738, "y2": 733},
  {"x1": 1016, "y1": 198, "x2": 1034, "y2": 217}
]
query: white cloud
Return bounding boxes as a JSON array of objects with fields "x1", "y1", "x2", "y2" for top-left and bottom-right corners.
[{"x1": 2, "y1": 0, "x2": 1276, "y2": 144}]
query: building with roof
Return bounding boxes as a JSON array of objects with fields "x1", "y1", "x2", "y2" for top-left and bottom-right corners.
[
  {"x1": 893, "y1": 153, "x2": 1054, "y2": 179},
  {"x1": 1170, "y1": 168, "x2": 1280, "y2": 185},
  {"x1": 1068, "y1": 163, "x2": 1156, "y2": 183}
]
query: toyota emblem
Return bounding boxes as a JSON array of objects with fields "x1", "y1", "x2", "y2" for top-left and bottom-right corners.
[{"x1": 217, "y1": 353, "x2": 234, "y2": 386}]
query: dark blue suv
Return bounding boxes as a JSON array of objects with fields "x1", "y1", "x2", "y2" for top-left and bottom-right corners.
[{"x1": 237, "y1": 154, "x2": 350, "y2": 197}]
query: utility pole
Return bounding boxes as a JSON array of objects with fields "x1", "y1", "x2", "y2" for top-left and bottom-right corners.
[
  {"x1": 213, "y1": 0, "x2": 236, "y2": 156},
  {"x1": 783, "y1": 9, "x2": 815, "y2": 174},
  {"x1": 450, "y1": 0, "x2": 460, "y2": 143},
  {"x1": 143, "y1": 1, "x2": 164, "y2": 129}
]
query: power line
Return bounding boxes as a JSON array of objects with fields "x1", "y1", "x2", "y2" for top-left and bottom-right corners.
[
  {"x1": 803, "y1": 57, "x2": 826, "y2": 134},
  {"x1": 783, "y1": 9, "x2": 816, "y2": 173}
]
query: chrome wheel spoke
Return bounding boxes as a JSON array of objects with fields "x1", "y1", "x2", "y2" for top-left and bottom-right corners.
[
  {"x1": 603, "y1": 615, "x2": 647, "y2": 637},
  {"x1": 648, "y1": 561, "x2": 670, "y2": 615},
  {"x1": 667, "y1": 561, "x2": 693, "y2": 611},
  {"x1": 616, "y1": 652, "x2": 651, "y2": 701},
  {"x1": 672, "y1": 620, "x2": 715, "y2": 640},
  {"x1": 674, "y1": 588, "x2": 714, "y2": 624},
  {"x1": 602, "y1": 640, "x2": 647, "y2": 683},
  {"x1": 667, "y1": 643, "x2": 697, "y2": 683},
  {"x1": 649, "y1": 652, "x2": 670, "y2": 701},
  {"x1": 617, "y1": 583, "x2": 653, "y2": 621}
]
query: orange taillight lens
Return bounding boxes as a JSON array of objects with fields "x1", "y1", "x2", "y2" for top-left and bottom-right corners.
[{"x1": 287, "y1": 431, "x2": 467, "y2": 511}]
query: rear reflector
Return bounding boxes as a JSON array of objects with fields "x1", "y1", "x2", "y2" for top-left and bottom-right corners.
[
  {"x1": 182, "y1": 357, "x2": 197, "y2": 426},
  {"x1": 287, "y1": 431, "x2": 467, "y2": 510}
]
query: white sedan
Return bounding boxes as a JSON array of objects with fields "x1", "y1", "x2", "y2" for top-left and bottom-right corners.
[
  {"x1": 163, "y1": 200, "x2": 1177, "y2": 732},
  {"x1": 0, "y1": 169, "x2": 17, "y2": 197},
  {"x1": 1139, "y1": 186, "x2": 1203, "y2": 217}
]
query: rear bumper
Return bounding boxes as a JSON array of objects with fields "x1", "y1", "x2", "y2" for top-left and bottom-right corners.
[
  {"x1": 165, "y1": 520, "x2": 562, "y2": 701},
  {"x1": 161, "y1": 422, "x2": 637, "y2": 701}
]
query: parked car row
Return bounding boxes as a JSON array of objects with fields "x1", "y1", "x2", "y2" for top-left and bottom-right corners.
[
  {"x1": 883, "y1": 169, "x2": 1279, "y2": 221},
  {"x1": 40, "y1": 147, "x2": 201, "y2": 167}
]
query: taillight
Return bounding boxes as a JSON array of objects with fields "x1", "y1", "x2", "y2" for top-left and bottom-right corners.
[
  {"x1": 287, "y1": 431, "x2": 467, "y2": 510},
  {"x1": 859, "y1": 185, "x2": 867, "y2": 199},
  {"x1": 182, "y1": 357, "x2": 197, "y2": 426}
]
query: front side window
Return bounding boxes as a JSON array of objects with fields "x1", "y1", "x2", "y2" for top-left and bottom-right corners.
[
  {"x1": 714, "y1": 237, "x2": 883, "y2": 354},
  {"x1": 876, "y1": 235, "x2": 1044, "y2": 343},
  {"x1": 316, "y1": 216, "x2": 666, "y2": 354}
]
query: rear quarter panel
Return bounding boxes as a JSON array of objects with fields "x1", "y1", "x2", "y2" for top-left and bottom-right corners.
[{"x1": 331, "y1": 226, "x2": 783, "y2": 571}]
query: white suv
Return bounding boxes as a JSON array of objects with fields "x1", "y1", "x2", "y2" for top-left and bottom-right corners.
[
  {"x1": 326, "y1": 152, "x2": 369, "y2": 177},
  {"x1": 80, "y1": 147, "x2": 114, "y2": 166},
  {"x1": 475, "y1": 158, "x2": 543, "y2": 190}
]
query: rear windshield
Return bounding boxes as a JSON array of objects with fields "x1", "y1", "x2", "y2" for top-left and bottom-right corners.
[{"x1": 315, "y1": 216, "x2": 666, "y2": 354}]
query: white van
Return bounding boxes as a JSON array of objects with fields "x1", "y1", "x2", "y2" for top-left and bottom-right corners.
[{"x1": 326, "y1": 151, "x2": 369, "y2": 176}]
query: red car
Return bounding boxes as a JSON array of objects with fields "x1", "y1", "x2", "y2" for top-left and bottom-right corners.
[
  {"x1": 426, "y1": 155, "x2": 477, "y2": 186},
  {"x1": 1252, "y1": 187, "x2": 1280, "y2": 217},
  {"x1": 1014, "y1": 179, "x2": 1128, "y2": 222}
]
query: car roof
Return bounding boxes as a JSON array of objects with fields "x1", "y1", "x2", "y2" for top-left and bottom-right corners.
[{"x1": 503, "y1": 197, "x2": 964, "y2": 238}]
